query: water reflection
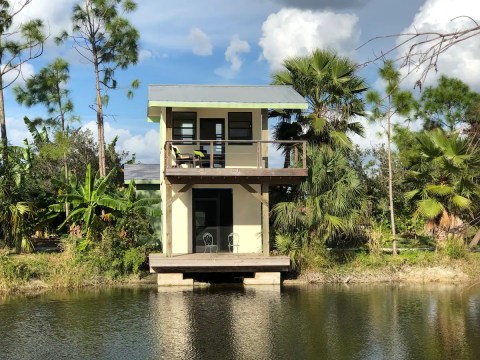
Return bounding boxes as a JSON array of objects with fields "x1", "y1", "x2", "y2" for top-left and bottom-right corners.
[{"x1": 0, "y1": 284, "x2": 479, "y2": 360}]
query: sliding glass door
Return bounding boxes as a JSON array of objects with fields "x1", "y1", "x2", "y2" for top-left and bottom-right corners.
[{"x1": 192, "y1": 189, "x2": 233, "y2": 253}]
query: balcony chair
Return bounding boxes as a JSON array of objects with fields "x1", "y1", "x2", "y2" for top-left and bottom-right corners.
[
  {"x1": 193, "y1": 150, "x2": 207, "y2": 168},
  {"x1": 228, "y1": 232, "x2": 240, "y2": 253},
  {"x1": 172, "y1": 145, "x2": 193, "y2": 168},
  {"x1": 203, "y1": 232, "x2": 217, "y2": 253}
]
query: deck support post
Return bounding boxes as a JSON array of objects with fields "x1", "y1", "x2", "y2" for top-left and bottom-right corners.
[
  {"x1": 157, "y1": 273, "x2": 193, "y2": 286},
  {"x1": 261, "y1": 109, "x2": 269, "y2": 168},
  {"x1": 244, "y1": 272, "x2": 280, "y2": 285},
  {"x1": 166, "y1": 181, "x2": 173, "y2": 257},
  {"x1": 165, "y1": 107, "x2": 173, "y2": 257},
  {"x1": 262, "y1": 183, "x2": 269, "y2": 256}
]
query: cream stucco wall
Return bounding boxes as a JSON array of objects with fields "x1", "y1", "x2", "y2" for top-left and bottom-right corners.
[
  {"x1": 171, "y1": 107, "x2": 262, "y2": 168},
  {"x1": 171, "y1": 184, "x2": 262, "y2": 254},
  {"x1": 153, "y1": 105, "x2": 266, "y2": 254}
]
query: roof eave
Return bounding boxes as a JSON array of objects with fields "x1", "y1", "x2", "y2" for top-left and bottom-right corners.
[{"x1": 147, "y1": 100, "x2": 308, "y2": 110}]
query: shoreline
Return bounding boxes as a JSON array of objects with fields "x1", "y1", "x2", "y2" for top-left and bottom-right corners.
[
  {"x1": 2, "y1": 264, "x2": 479, "y2": 297},
  {"x1": 2, "y1": 252, "x2": 480, "y2": 296}
]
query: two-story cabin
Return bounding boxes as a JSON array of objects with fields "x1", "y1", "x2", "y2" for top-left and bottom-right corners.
[{"x1": 125, "y1": 85, "x2": 308, "y2": 285}]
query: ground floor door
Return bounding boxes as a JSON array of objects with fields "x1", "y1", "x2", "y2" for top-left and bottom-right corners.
[{"x1": 192, "y1": 189, "x2": 233, "y2": 253}]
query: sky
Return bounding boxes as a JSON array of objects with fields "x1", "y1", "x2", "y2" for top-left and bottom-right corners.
[{"x1": 4, "y1": 0, "x2": 480, "y2": 164}]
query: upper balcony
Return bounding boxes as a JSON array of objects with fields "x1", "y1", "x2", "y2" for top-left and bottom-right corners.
[{"x1": 164, "y1": 139, "x2": 307, "y2": 184}]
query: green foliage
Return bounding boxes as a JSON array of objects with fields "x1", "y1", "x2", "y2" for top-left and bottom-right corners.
[
  {"x1": 404, "y1": 129, "x2": 480, "y2": 222},
  {"x1": 14, "y1": 58, "x2": 75, "y2": 131},
  {"x1": 366, "y1": 222, "x2": 386, "y2": 256},
  {"x1": 0, "y1": 0, "x2": 46, "y2": 154},
  {"x1": 0, "y1": 252, "x2": 49, "y2": 282},
  {"x1": 274, "y1": 233, "x2": 300, "y2": 269},
  {"x1": 273, "y1": 145, "x2": 366, "y2": 248},
  {"x1": 50, "y1": 164, "x2": 126, "y2": 233},
  {"x1": 0, "y1": 148, "x2": 36, "y2": 252},
  {"x1": 417, "y1": 76, "x2": 480, "y2": 132},
  {"x1": 123, "y1": 248, "x2": 145, "y2": 275},
  {"x1": 90, "y1": 227, "x2": 146, "y2": 277},
  {"x1": 272, "y1": 49, "x2": 368, "y2": 150},
  {"x1": 444, "y1": 236, "x2": 467, "y2": 259}
]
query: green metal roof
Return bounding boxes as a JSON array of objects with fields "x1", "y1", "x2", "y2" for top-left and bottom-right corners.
[{"x1": 147, "y1": 85, "x2": 308, "y2": 109}]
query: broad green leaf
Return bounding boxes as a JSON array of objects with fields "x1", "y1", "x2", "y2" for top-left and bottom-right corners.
[
  {"x1": 451, "y1": 195, "x2": 471, "y2": 209},
  {"x1": 417, "y1": 198, "x2": 444, "y2": 219},
  {"x1": 84, "y1": 164, "x2": 91, "y2": 201},
  {"x1": 405, "y1": 189, "x2": 420, "y2": 201},
  {"x1": 425, "y1": 184, "x2": 454, "y2": 196}
]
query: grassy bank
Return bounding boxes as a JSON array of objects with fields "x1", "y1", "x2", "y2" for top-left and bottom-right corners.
[
  {"x1": 2, "y1": 247, "x2": 480, "y2": 294},
  {"x1": 0, "y1": 239, "x2": 150, "y2": 295},
  {"x1": 292, "y1": 251, "x2": 480, "y2": 284}
]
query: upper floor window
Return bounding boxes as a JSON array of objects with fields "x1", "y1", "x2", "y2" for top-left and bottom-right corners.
[
  {"x1": 173, "y1": 112, "x2": 196, "y2": 142},
  {"x1": 228, "y1": 112, "x2": 252, "y2": 142}
]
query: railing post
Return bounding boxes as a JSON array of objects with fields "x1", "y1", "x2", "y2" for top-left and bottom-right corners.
[
  {"x1": 302, "y1": 141, "x2": 307, "y2": 169},
  {"x1": 165, "y1": 142, "x2": 170, "y2": 169},
  {"x1": 256, "y1": 141, "x2": 261, "y2": 168},
  {"x1": 294, "y1": 144, "x2": 299, "y2": 167},
  {"x1": 210, "y1": 141, "x2": 214, "y2": 168}
]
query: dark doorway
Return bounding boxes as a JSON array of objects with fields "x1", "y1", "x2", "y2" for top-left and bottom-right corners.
[
  {"x1": 192, "y1": 189, "x2": 233, "y2": 253},
  {"x1": 200, "y1": 118, "x2": 225, "y2": 167}
]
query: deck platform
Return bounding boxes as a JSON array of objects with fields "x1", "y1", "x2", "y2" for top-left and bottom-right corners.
[
  {"x1": 165, "y1": 167, "x2": 308, "y2": 184},
  {"x1": 149, "y1": 253, "x2": 290, "y2": 273}
]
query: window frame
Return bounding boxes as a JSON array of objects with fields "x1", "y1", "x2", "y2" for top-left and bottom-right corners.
[
  {"x1": 172, "y1": 112, "x2": 197, "y2": 144},
  {"x1": 228, "y1": 112, "x2": 253, "y2": 144}
]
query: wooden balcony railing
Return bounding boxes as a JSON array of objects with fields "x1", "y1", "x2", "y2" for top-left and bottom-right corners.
[{"x1": 164, "y1": 140, "x2": 307, "y2": 170}]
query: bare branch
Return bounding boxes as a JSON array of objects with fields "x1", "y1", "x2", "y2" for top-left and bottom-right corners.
[{"x1": 359, "y1": 17, "x2": 480, "y2": 88}]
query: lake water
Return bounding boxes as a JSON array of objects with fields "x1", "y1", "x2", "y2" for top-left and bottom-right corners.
[{"x1": 0, "y1": 284, "x2": 479, "y2": 360}]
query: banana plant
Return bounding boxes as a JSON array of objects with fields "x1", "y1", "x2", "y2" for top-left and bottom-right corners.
[{"x1": 50, "y1": 164, "x2": 126, "y2": 233}]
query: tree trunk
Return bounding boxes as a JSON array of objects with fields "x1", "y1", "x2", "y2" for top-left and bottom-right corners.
[
  {"x1": 94, "y1": 54, "x2": 106, "y2": 177},
  {"x1": 283, "y1": 146, "x2": 291, "y2": 168},
  {"x1": 57, "y1": 83, "x2": 70, "y2": 217},
  {"x1": 0, "y1": 72, "x2": 7, "y2": 162},
  {"x1": 387, "y1": 95, "x2": 397, "y2": 255},
  {"x1": 469, "y1": 228, "x2": 480, "y2": 249}
]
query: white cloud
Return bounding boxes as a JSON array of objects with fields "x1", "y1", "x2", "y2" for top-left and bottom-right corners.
[
  {"x1": 82, "y1": 121, "x2": 160, "y2": 164},
  {"x1": 5, "y1": 117, "x2": 32, "y2": 146},
  {"x1": 215, "y1": 35, "x2": 251, "y2": 79},
  {"x1": 351, "y1": 114, "x2": 423, "y2": 150},
  {"x1": 1, "y1": 63, "x2": 35, "y2": 87},
  {"x1": 399, "y1": 0, "x2": 480, "y2": 88},
  {"x1": 138, "y1": 49, "x2": 154, "y2": 62},
  {"x1": 188, "y1": 27, "x2": 213, "y2": 56},
  {"x1": 11, "y1": 0, "x2": 75, "y2": 53},
  {"x1": 226, "y1": 36, "x2": 251, "y2": 72},
  {"x1": 131, "y1": 1, "x2": 274, "y2": 53},
  {"x1": 259, "y1": 8, "x2": 360, "y2": 70},
  {"x1": 351, "y1": 116, "x2": 386, "y2": 149}
]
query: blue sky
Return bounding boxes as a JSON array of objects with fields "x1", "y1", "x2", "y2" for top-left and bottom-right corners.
[{"x1": 4, "y1": 0, "x2": 480, "y2": 163}]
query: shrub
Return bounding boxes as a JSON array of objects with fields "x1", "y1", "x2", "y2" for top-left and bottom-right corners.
[
  {"x1": 123, "y1": 247, "x2": 146, "y2": 275},
  {"x1": 444, "y1": 235, "x2": 468, "y2": 259},
  {"x1": 366, "y1": 222, "x2": 385, "y2": 256}
]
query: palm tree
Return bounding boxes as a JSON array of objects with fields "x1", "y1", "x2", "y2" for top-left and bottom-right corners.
[
  {"x1": 405, "y1": 129, "x2": 480, "y2": 247},
  {"x1": 272, "y1": 145, "x2": 365, "y2": 248},
  {"x1": 271, "y1": 115, "x2": 303, "y2": 168},
  {"x1": 272, "y1": 49, "x2": 368, "y2": 150}
]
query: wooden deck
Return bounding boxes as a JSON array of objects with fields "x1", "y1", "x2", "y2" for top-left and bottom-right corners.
[
  {"x1": 165, "y1": 167, "x2": 308, "y2": 184},
  {"x1": 149, "y1": 253, "x2": 291, "y2": 273}
]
